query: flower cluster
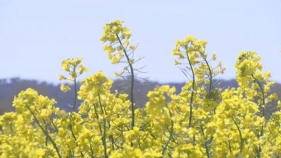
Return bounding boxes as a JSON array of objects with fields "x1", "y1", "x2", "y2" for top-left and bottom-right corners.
[
  {"x1": 59, "y1": 57, "x2": 89, "y2": 111},
  {"x1": 1, "y1": 20, "x2": 281, "y2": 158},
  {"x1": 59, "y1": 57, "x2": 88, "y2": 92},
  {"x1": 101, "y1": 19, "x2": 137, "y2": 66}
]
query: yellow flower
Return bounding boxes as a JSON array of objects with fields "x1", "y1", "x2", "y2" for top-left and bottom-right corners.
[
  {"x1": 76, "y1": 57, "x2": 83, "y2": 65},
  {"x1": 62, "y1": 60, "x2": 70, "y2": 71},
  {"x1": 114, "y1": 71, "x2": 124, "y2": 77},
  {"x1": 174, "y1": 60, "x2": 181, "y2": 65},
  {"x1": 212, "y1": 52, "x2": 216, "y2": 60},
  {"x1": 71, "y1": 70, "x2": 77, "y2": 78},
  {"x1": 35, "y1": 148, "x2": 45, "y2": 157},
  {"x1": 60, "y1": 84, "x2": 71, "y2": 92},
  {"x1": 129, "y1": 45, "x2": 137, "y2": 51},
  {"x1": 104, "y1": 45, "x2": 116, "y2": 53},
  {"x1": 58, "y1": 74, "x2": 66, "y2": 81},
  {"x1": 78, "y1": 65, "x2": 89, "y2": 74}
]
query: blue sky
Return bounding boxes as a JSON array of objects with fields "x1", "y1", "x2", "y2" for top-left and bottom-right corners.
[{"x1": 1, "y1": 1, "x2": 281, "y2": 84}]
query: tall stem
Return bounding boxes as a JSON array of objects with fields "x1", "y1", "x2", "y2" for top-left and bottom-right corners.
[
  {"x1": 72, "y1": 77, "x2": 77, "y2": 111},
  {"x1": 200, "y1": 125, "x2": 211, "y2": 158},
  {"x1": 251, "y1": 74, "x2": 266, "y2": 155},
  {"x1": 185, "y1": 47, "x2": 195, "y2": 128},
  {"x1": 162, "y1": 103, "x2": 174, "y2": 156},
  {"x1": 203, "y1": 58, "x2": 213, "y2": 93},
  {"x1": 28, "y1": 107, "x2": 62, "y2": 158},
  {"x1": 98, "y1": 94, "x2": 108, "y2": 158},
  {"x1": 232, "y1": 117, "x2": 244, "y2": 155},
  {"x1": 116, "y1": 34, "x2": 135, "y2": 130}
]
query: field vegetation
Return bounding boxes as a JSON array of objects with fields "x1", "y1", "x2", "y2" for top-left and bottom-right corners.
[{"x1": 0, "y1": 20, "x2": 281, "y2": 158}]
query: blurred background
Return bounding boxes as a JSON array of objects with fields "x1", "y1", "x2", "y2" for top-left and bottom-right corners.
[{"x1": 1, "y1": 0, "x2": 281, "y2": 114}]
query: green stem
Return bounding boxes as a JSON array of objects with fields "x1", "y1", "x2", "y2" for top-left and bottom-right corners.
[
  {"x1": 103, "y1": 119, "x2": 107, "y2": 158},
  {"x1": 251, "y1": 74, "x2": 265, "y2": 117},
  {"x1": 227, "y1": 140, "x2": 232, "y2": 155},
  {"x1": 232, "y1": 117, "x2": 243, "y2": 155},
  {"x1": 162, "y1": 104, "x2": 174, "y2": 156},
  {"x1": 203, "y1": 58, "x2": 213, "y2": 93},
  {"x1": 110, "y1": 135, "x2": 115, "y2": 151},
  {"x1": 69, "y1": 123, "x2": 84, "y2": 158},
  {"x1": 89, "y1": 142, "x2": 95, "y2": 158},
  {"x1": 93, "y1": 102, "x2": 103, "y2": 138},
  {"x1": 203, "y1": 57, "x2": 218, "y2": 113},
  {"x1": 162, "y1": 123, "x2": 174, "y2": 156},
  {"x1": 185, "y1": 47, "x2": 195, "y2": 128},
  {"x1": 200, "y1": 125, "x2": 211, "y2": 158},
  {"x1": 251, "y1": 74, "x2": 266, "y2": 155},
  {"x1": 51, "y1": 120, "x2": 58, "y2": 132},
  {"x1": 116, "y1": 34, "x2": 135, "y2": 130},
  {"x1": 28, "y1": 107, "x2": 62, "y2": 158},
  {"x1": 98, "y1": 94, "x2": 107, "y2": 158},
  {"x1": 72, "y1": 76, "x2": 77, "y2": 111}
]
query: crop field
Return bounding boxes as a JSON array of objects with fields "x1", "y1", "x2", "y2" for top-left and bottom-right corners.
[{"x1": 1, "y1": 20, "x2": 281, "y2": 158}]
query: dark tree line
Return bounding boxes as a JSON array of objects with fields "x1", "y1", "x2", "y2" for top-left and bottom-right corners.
[{"x1": 1, "y1": 77, "x2": 280, "y2": 115}]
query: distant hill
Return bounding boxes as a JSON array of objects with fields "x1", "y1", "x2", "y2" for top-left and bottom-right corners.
[{"x1": 0, "y1": 77, "x2": 280, "y2": 115}]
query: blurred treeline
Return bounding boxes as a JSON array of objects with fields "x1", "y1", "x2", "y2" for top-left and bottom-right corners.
[{"x1": 1, "y1": 77, "x2": 280, "y2": 115}]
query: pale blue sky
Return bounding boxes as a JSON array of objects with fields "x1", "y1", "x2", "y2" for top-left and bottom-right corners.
[{"x1": 1, "y1": 1, "x2": 281, "y2": 84}]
